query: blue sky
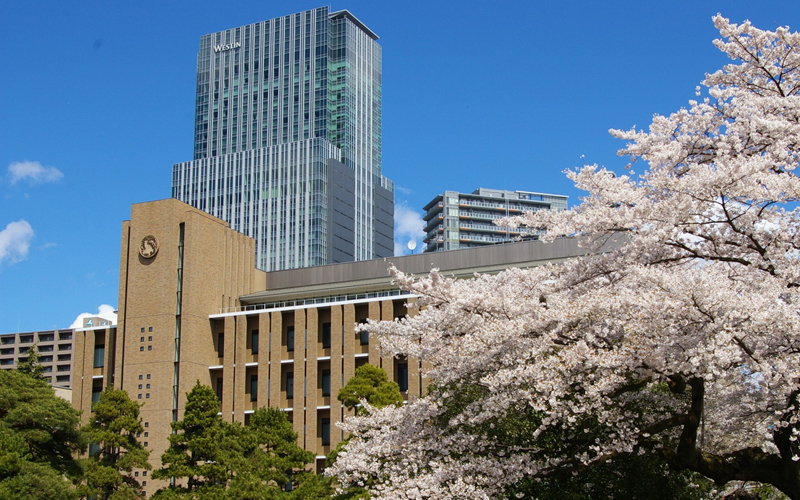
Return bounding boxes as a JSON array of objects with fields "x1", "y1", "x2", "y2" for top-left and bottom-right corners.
[{"x1": 0, "y1": 1, "x2": 797, "y2": 332}]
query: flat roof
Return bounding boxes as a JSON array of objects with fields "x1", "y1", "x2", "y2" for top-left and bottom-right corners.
[
  {"x1": 240, "y1": 236, "x2": 619, "y2": 305},
  {"x1": 329, "y1": 10, "x2": 379, "y2": 40}
]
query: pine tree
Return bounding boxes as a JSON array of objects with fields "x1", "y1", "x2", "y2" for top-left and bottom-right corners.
[
  {"x1": 337, "y1": 364, "x2": 403, "y2": 415},
  {"x1": 0, "y1": 369, "x2": 84, "y2": 499},
  {"x1": 153, "y1": 381, "x2": 228, "y2": 498},
  {"x1": 80, "y1": 388, "x2": 151, "y2": 500}
]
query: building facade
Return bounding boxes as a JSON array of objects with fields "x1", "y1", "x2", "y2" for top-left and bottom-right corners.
[
  {"x1": 0, "y1": 328, "x2": 77, "y2": 389},
  {"x1": 172, "y1": 7, "x2": 394, "y2": 272},
  {"x1": 69, "y1": 198, "x2": 592, "y2": 496},
  {"x1": 422, "y1": 188, "x2": 568, "y2": 253}
]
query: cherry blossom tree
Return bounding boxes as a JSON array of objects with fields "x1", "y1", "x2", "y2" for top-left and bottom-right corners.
[{"x1": 328, "y1": 15, "x2": 800, "y2": 500}]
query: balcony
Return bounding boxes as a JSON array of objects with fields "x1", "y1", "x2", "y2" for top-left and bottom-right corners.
[
  {"x1": 458, "y1": 222, "x2": 520, "y2": 234},
  {"x1": 424, "y1": 202, "x2": 444, "y2": 218},
  {"x1": 423, "y1": 214, "x2": 443, "y2": 232},
  {"x1": 459, "y1": 233, "x2": 515, "y2": 245}
]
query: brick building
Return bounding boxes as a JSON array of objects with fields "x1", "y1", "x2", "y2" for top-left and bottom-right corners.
[{"x1": 71, "y1": 198, "x2": 591, "y2": 495}]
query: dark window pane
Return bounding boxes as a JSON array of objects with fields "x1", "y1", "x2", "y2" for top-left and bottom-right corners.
[
  {"x1": 286, "y1": 326, "x2": 294, "y2": 352},
  {"x1": 322, "y1": 369, "x2": 330, "y2": 397},
  {"x1": 321, "y1": 418, "x2": 330, "y2": 446},
  {"x1": 251, "y1": 330, "x2": 259, "y2": 354},
  {"x1": 250, "y1": 374, "x2": 258, "y2": 401},
  {"x1": 397, "y1": 363, "x2": 408, "y2": 392},
  {"x1": 322, "y1": 322, "x2": 331, "y2": 348},
  {"x1": 286, "y1": 372, "x2": 294, "y2": 399}
]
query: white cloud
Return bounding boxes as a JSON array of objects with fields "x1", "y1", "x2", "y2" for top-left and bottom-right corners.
[
  {"x1": 8, "y1": 160, "x2": 63, "y2": 185},
  {"x1": 394, "y1": 204, "x2": 425, "y2": 256},
  {"x1": 0, "y1": 220, "x2": 34, "y2": 265},
  {"x1": 70, "y1": 304, "x2": 118, "y2": 329}
]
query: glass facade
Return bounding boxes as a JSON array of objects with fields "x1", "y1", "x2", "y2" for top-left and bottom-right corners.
[{"x1": 172, "y1": 7, "x2": 393, "y2": 271}]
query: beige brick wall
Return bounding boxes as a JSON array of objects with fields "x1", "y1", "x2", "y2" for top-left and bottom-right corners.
[{"x1": 72, "y1": 199, "x2": 427, "y2": 496}]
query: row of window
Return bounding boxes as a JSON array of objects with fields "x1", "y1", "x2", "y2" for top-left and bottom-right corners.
[
  {"x1": 217, "y1": 323, "x2": 365, "y2": 357},
  {"x1": 0, "y1": 331, "x2": 72, "y2": 345},
  {"x1": 218, "y1": 364, "x2": 408, "y2": 403},
  {"x1": 0, "y1": 343, "x2": 71, "y2": 352}
]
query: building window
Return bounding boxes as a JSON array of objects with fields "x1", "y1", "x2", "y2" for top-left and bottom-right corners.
[
  {"x1": 286, "y1": 372, "x2": 294, "y2": 400},
  {"x1": 147, "y1": 346, "x2": 152, "y2": 351},
  {"x1": 141, "y1": 328, "x2": 145, "y2": 333},
  {"x1": 397, "y1": 363, "x2": 409, "y2": 392},
  {"x1": 217, "y1": 332, "x2": 224, "y2": 358},
  {"x1": 321, "y1": 418, "x2": 330, "y2": 446},
  {"x1": 321, "y1": 322, "x2": 331, "y2": 349},
  {"x1": 139, "y1": 375, "x2": 143, "y2": 380},
  {"x1": 140, "y1": 337, "x2": 144, "y2": 342},
  {"x1": 149, "y1": 327, "x2": 153, "y2": 332},
  {"x1": 139, "y1": 384, "x2": 142, "y2": 390},
  {"x1": 216, "y1": 377, "x2": 223, "y2": 403},
  {"x1": 93, "y1": 346, "x2": 105, "y2": 368},
  {"x1": 148, "y1": 336, "x2": 152, "y2": 341},
  {"x1": 321, "y1": 369, "x2": 331, "y2": 397},
  {"x1": 147, "y1": 374, "x2": 150, "y2": 379},
  {"x1": 359, "y1": 329, "x2": 369, "y2": 346},
  {"x1": 251, "y1": 330, "x2": 259, "y2": 355},
  {"x1": 59, "y1": 332, "x2": 72, "y2": 341},
  {"x1": 286, "y1": 326, "x2": 294, "y2": 352},
  {"x1": 250, "y1": 374, "x2": 258, "y2": 401}
]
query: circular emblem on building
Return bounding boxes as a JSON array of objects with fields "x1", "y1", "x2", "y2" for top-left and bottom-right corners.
[{"x1": 139, "y1": 235, "x2": 159, "y2": 259}]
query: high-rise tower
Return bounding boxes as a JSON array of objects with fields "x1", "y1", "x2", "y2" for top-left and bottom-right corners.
[{"x1": 172, "y1": 7, "x2": 394, "y2": 271}]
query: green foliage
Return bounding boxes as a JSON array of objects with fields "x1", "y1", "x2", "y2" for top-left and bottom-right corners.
[
  {"x1": 507, "y1": 449, "x2": 714, "y2": 500},
  {"x1": 0, "y1": 368, "x2": 83, "y2": 499},
  {"x1": 80, "y1": 388, "x2": 151, "y2": 500},
  {"x1": 16, "y1": 343, "x2": 44, "y2": 379},
  {"x1": 431, "y1": 380, "x2": 715, "y2": 500},
  {"x1": 153, "y1": 381, "x2": 228, "y2": 496},
  {"x1": 0, "y1": 368, "x2": 84, "y2": 474},
  {"x1": 337, "y1": 365, "x2": 403, "y2": 414},
  {"x1": 154, "y1": 382, "x2": 317, "y2": 499},
  {"x1": 0, "y1": 459, "x2": 78, "y2": 500}
]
